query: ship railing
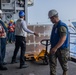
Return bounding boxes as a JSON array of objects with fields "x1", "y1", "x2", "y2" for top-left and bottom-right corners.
[{"x1": 69, "y1": 32, "x2": 76, "y2": 59}]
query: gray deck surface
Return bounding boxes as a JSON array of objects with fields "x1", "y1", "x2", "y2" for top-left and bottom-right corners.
[{"x1": 0, "y1": 43, "x2": 76, "y2": 75}]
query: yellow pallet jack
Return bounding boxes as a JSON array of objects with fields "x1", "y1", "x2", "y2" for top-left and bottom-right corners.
[{"x1": 25, "y1": 39, "x2": 50, "y2": 65}]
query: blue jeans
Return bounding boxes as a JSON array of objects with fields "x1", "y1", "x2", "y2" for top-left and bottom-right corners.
[
  {"x1": 0, "y1": 38, "x2": 6, "y2": 65},
  {"x1": 8, "y1": 32, "x2": 15, "y2": 42}
]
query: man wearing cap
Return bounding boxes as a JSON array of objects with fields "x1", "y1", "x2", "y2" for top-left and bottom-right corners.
[
  {"x1": 48, "y1": 9, "x2": 69, "y2": 75},
  {"x1": 11, "y1": 11, "x2": 38, "y2": 69}
]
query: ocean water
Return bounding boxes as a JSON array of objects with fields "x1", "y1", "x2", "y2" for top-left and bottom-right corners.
[{"x1": 69, "y1": 27, "x2": 76, "y2": 57}]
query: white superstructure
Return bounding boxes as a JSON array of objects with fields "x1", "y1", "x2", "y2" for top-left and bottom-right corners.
[{"x1": 1, "y1": 0, "x2": 34, "y2": 23}]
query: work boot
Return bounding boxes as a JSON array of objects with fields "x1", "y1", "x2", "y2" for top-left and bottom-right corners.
[
  {"x1": 63, "y1": 71, "x2": 68, "y2": 75},
  {"x1": 3, "y1": 62, "x2": 7, "y2": 65},
  {"x1": 0, "y1": 65, "x2": 8, "y2": 70},
  {"x1": 11, "y1": 60, "x2": 19, "y2": 64},
  {"x1": 19, "y1": 64, "x2": 28, "y2": 69}
]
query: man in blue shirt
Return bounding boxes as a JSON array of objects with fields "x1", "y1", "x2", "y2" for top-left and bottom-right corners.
[{"x1": 48, "y1": 9, "x2": 69, "y2": 75}]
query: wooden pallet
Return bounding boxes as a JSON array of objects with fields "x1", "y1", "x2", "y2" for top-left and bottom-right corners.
[{"x1": 25, "y1": 53, "x2": 35, "y2": 60}]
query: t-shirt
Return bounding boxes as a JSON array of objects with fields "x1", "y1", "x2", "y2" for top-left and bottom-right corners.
[{"x1": 58, "y1": 26, "x2": 67, "y2": 37}]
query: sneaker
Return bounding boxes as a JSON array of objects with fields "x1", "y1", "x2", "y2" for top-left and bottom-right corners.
[{"x1": 0, "y1": 66, "x2": 8, "y2": 70}]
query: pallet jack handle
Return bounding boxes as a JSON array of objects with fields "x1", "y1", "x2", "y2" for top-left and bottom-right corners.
[
  {"x1": 41, "y1": 39, "x2": 50, "y2": 52},
  {"x1": 40, "y1": 39, "x2": 50, "y2": 65}
]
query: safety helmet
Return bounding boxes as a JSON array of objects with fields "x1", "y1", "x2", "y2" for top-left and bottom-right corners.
[
  {"x1": 10, "y1": 20, "x2": 14, "y2": 23},
  {"x1": 19, "y1": 11, "x2": 25, "y2": 17},
  {"x1": 0, "y1": 10, "x2": 2, "y2": 14},
  {"x1": 48, "y1": 9, "x2": 58, "y2": 18}
]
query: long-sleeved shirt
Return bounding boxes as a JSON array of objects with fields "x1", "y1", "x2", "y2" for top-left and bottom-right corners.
[{"x1": 15, "y1": 18, "x2": 34, "y2": 37}]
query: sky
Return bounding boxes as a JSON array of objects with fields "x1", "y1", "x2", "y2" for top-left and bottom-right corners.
[{"x1": 28, "y1": 0, "x2": 76, "y2": 24}]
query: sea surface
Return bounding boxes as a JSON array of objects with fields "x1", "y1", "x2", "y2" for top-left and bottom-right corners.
[{"x1": 69, "y1": 26, "x2": 76, "y2": 57}]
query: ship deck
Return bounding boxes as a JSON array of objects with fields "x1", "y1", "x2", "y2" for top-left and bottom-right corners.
[{"x1": 0, "y1": 44, "x2": 76, "y2": 75}]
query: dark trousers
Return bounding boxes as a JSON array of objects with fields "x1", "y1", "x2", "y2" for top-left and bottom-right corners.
[
  {"x1": 12, "y1": 36, "x2": 26, "y2": 66},
  {"x1": 0, "y1": 38, "x2": 6, "y2": 65}
]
